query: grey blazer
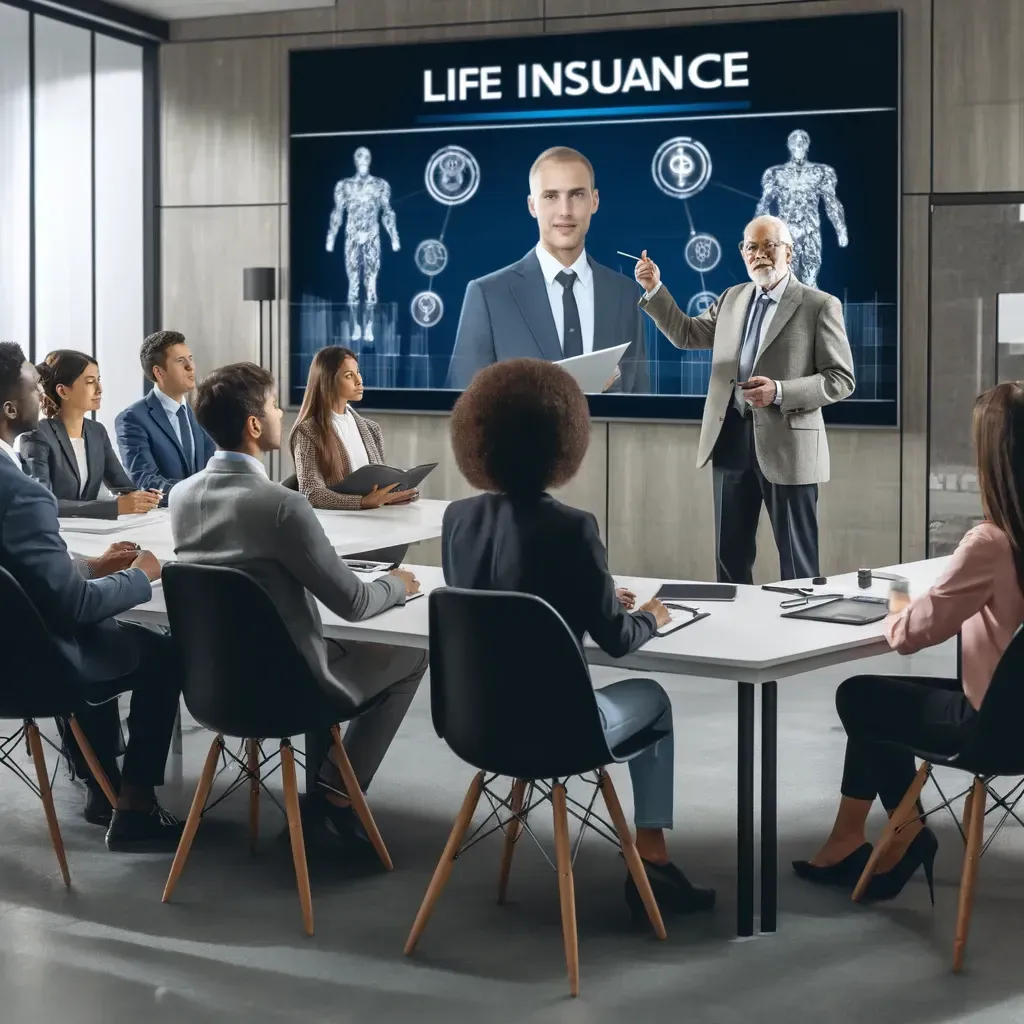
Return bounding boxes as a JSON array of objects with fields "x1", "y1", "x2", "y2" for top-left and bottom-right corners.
[
  {"x1": 169, "y1": 454, "x2": 407, "y2": 702},
  {"x1": 447, "y1": 249, "x2": 649, "y2": 392},
  {"x1": 21, "y1": 417, "x2": 135, "y2": 519},
  {"x1": 639, "y1": 277, "x2": 855, "y2": 485}
]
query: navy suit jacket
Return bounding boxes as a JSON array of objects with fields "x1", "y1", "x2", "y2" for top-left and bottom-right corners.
[
  {"x1": 0, "y1": 453, "x2": 152, "y2": 685},
  {"x1": 447, "y1": 250, "x2": 650, "y2": 392},
  {"x1": 115, "y1": 390, "x2": 216, "y2": 501}
]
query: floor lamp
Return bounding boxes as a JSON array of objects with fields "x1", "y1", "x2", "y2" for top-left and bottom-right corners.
[{"x1": 243, "y1": 267, "x2": 279, "y2": 478}]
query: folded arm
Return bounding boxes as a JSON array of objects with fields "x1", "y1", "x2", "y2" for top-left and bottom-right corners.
[
  {"x1": 2, "y1": 486, "x2": 150, "y2": 628},
  {"x1": 886, "y1": 527, "x2": 1001, "y2": 655},
  {"x1": 115, "y1": 411, "x2": 180, "y2": 499},
  {"x1": 576, "y1": 513, "x2": 656, "y2": 658},
  {"x1": 290, "y1": 427, "x2": 363, "y2": 511},
  {"x1": 777, "y1": 295, "x2": 855, "y2": 414},
  {"x1": 276, "y1": 493, "x2": 404, "y2": 621}
]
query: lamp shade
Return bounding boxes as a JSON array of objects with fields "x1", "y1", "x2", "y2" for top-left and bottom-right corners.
[{"x1": 243, "y1": 267, "x2": 276, "y2": 302}]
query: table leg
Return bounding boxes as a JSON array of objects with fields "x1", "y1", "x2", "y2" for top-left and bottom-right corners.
[
  {"x1": 737, "y1": 682, "x2": 755, "y2": 938},
  {"x1": 760, "y1": 680, "x2": 778, "y2": 933}
]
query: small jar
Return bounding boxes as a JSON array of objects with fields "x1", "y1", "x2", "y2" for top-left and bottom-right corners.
[{"x1": 888, "y1": 579, "x2": 911, "y2": 613}]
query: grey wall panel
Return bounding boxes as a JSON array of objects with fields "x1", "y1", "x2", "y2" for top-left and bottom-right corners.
[
  {"x1": 934, "y1": 0, "x2": 1024, "y2": 193},
  {"x1": 170, "y1": 7, "x2": 335, "y2": 41},
  {"x1": 544, "y1": 0, "x2": 930, "y2": 195},
  {"x1": 161, "y1": 37, "x2": 282, "y2": 206},
  {"x1": 161, "y1": 206, "x2": 280, "y2": 371},
  {"x1": 900, "y1": 196, "x2": 929, "y2": 562}
]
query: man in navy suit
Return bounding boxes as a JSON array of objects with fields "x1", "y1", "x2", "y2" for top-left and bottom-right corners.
[
  {"x1": 447, "y1": 146, "x2": 649, "y2": 393},
  {"x1": 0, "y1": 343, "x2": 183, "y2": 850},
  {"x1": 115, "y1": 331, "x2": 216, "y2": 503}
]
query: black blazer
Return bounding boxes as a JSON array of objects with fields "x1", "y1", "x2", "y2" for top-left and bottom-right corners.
[
  {"x1": 441, "y1": 492, "x2": 656, "y2": 659},
  {"x1": 21, "y1": 417, "x2": 135, "y2": 519}
]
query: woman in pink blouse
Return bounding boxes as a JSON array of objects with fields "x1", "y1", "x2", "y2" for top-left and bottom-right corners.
[{"x1": 794, "y1": 382, "x2": 1024, "y2": 900}]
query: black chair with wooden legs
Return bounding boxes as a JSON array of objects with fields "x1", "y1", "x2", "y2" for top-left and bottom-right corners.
[
  {"x1": 405, "y1": 588, "x2": 667, "y2": 999},
  {"x1": 159, "y1": 563, "x2": 393, "y2": 936},
  {"x1": 0, "y1": 567, "x2": 119, "y2": 887},
  {"x1": 852, "y1": 627, "x2": 1024, "y2": 972}
]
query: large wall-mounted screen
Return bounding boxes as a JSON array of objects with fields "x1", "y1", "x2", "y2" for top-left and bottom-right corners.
[{"x1": 289, "y1": 11, "x2": 900, "y2": 423}]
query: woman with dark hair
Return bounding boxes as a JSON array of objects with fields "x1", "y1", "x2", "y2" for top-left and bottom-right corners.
[
  {"x1": 21, "y1": 350, "x2": 161, "y2": 519},
  {"x1": 794, "y1": 382, "x2": 1024, "y2": 900},
  {"x1": 443, "y1": 358, "x2": 715, "y2": 919},
  {"x1": 290, "y1": 346, "x2": 417, "y2": 511}
]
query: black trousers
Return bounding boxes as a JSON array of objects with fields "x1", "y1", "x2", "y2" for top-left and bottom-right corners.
[
  {"x1": 836, "y1": 674, "x2": 978, "y2": 811},
  {"x1": 712, "y1": 406, "x2": 819, "y2": 583},
  {"x1": 61, "y1": 622, "x2": 182, "y2": 789}
]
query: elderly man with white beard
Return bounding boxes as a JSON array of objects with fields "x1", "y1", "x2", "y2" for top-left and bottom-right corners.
[{"x1": 634, "y1": 215, "x2": 855, "y2": 584}]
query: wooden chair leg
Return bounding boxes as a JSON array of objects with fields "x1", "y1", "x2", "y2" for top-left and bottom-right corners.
[
  {"x1": 329, "y1": 724, "x2": 393, "y2": 871},
  {"x1": 405, "y1": 771, "x2": 484, "y2": 956},
  {"x1": 497, "y1": 779, "x2": 527, "y2": 905},
  {"x1": 599, "y1": 769, "x2": 667, "y2": 940},
  {"x1": 26, "y1": 722, "x2": 70, "y2": 888},
  {"x1": 552, "y1": 782, "x2": 580, "y2": 998},
  {"x1": 853, "y1": 761, "x2": 931, "y2": 902},
  {"x1": 68, "y1": 715, "x2": 119, "y2": 808},
  {"x1": 281, "y1": 741, "x2": 314, "y2": 937},
  {"x1": 247, "y1": 739, "x2": 260, "y2": 853},
  {"x1": 953, "y1": 777, "x2": 987, "y2": 972},
  {"x1": 162, "y1": 735, "x2": 222, "y2": 903}
]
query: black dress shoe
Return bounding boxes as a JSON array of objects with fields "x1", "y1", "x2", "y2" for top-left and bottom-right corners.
[
  {"x1": 792, "y1": 843, "x2": 872, "y2": 888},
  {"x1": 862, "y1": 828, "x2": 938, "y2": 904},
  {"x1": 84, "y1": 780, "x2": 114, "y2": 827},
  {"x1": 105, "y1": 804, "x2": 184, "y2": 852},
  {"x1": 304, "y1": 794, "x2": 377, "y2": 861},
  {"x1": 625, "y1": 859, "x2": 716, "y2": 919}
]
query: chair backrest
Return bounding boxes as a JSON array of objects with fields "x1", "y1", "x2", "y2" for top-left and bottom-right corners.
[
  {"x1": 281, "y1": 473, "x2": 299, "y2": 490},
  {"x1": 0, "y1": 565, "x2": 77, "y2": 718},
  {"x1": 957, "y1": 624, "x2": 1024, "y2": 775},
  {"x1": 162, "y1": 562, "x2": 350, "y2": 738},
  {"x1": 428, "y1": 587, "x2": 612, "y2": 780}
]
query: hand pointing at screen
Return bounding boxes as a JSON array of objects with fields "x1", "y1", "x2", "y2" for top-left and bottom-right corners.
[{"x1": 634, "y1": 250, "x2": 661, "y2": 294}]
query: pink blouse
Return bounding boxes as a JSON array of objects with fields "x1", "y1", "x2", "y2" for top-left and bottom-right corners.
[{"x1": 886, "y1": 521, "x2": 1024, "y2": 709}]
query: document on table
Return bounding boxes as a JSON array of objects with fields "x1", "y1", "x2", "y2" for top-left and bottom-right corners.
[{"x1": 59, "y1": 509, "x2": 168, "y2": 534}]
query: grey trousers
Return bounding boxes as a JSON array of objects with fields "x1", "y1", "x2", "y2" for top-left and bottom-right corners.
[
  {"x1": 594, "y1": 677, "x2": 675, "y2": 829},
  {"x1": 306, "y1": 639, "x2": 428, "y2": 794}
]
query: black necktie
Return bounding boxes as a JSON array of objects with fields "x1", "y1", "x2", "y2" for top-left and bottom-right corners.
[
  {"x1": 176, "y1": 405, "x2": 195, "y2": 473},
  {"x1": 555, "y1": 269, "x2": 583, "y2": 359}
]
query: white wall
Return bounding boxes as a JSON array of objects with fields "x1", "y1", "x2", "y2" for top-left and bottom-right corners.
[
  {"x1": 0, "y1": 5, "x2": 30, "y2": 350},
  {"x1": 94, "y1": 35, "x2": 145, "y2": 436},
  {"x1": 0, "y1": 2, "x2": 147, "y2": 446}
]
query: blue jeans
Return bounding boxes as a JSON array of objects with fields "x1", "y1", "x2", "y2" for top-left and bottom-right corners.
[{"x1": 593, "y1": 677, "x2": 674, "y2": 829}]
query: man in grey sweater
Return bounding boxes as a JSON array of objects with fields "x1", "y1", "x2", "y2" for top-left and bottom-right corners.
[{"x1": 169, "y1": 362, "x2": 426, "y2": 855}]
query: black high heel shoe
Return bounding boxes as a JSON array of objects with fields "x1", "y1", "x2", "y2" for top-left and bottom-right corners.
[
  {"x1": 862, "y1": 827, "x2": 938, "y2": 903},
  {"x1": 792, "y1": 843, "x2": 872, "y2": 888}
]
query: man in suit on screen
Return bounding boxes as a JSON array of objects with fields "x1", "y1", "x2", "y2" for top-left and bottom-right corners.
[
  {"x1": 447, "y1": 146, "x2": 648, "y2": 393},
  {"x1": 635, "y1": 215, "x2": 855, "y2": 584}
]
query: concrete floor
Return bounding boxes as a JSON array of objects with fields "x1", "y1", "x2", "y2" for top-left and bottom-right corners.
[{"x1": 1, "y1": 639, "x2": 1022, "y2": 1023}]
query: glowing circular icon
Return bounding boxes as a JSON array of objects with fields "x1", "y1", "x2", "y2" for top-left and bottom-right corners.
[
  {"x1": 414, "y1": 239, "x2": 449, "y2": 276},
  {"x1": 687, "y1": 290, "x2": 718, "y2": 317},
  {"x1": 684, "y1": 233, "x2": 722, "y2": 273},
  {"x1": 411, "y1": 290, "x2": 444, "y2": 327},
  {"x1": 425, "y1": 146, "x2": 480, "y2": 206},
  {"x1": 652, "y1": 137, "x2": 712, "y2": 199}
]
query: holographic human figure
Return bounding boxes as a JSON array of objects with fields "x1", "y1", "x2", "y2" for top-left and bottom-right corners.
[
  {"x1": 326, "y1": 146, "x2": 400, "y2": 342},
  {"x1": 755, "y1": 130, "x2": 848, "y2": 288}
]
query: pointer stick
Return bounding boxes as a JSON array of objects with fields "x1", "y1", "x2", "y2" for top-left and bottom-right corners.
[{"x1": 616, "y1": 250, "x2": 642, "y2": 261}]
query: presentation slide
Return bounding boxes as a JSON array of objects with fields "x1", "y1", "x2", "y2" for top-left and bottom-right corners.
[{"x1": 289, "y1": 11, "x2": 900, "y2": 424}]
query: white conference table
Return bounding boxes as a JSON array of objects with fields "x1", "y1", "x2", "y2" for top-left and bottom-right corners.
[
  {"x1": 120, "y1": 552, "x2": 950, "y2": 938},
  {"x1": 59, "y1": 498, "x2": 449, "y2": 560}
]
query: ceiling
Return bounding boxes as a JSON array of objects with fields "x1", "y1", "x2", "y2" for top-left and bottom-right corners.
[{"x1": 114, "y1": 0, "x2": 334, "y2": 19}]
